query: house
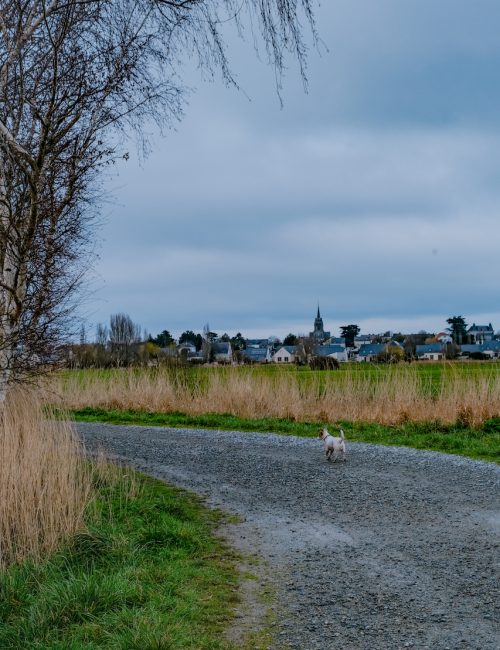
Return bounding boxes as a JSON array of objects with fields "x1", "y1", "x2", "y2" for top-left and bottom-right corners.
[
  {"x1": 416, "y1": 343, "x2": 445, "y2": 361},
  {"x1": 241, "y1": 347, "x2": 272, "y2": 363},
  {"x1": 353, "y1": 334, "x2": 374, "y2": 349},
  {"x1": 480, "y1": 341, "x2": 500, "y2": 356},
  {"x1": 177, "y1": 341, "x2": 197, "y2": 354},
  {"x1": 460, "y1": 341, "x2": 500, "y2": 358},
  {"x1": 467, "y1": 323, "x2": 494, "y2": 343},
  {"x1": 315, "y1": 344, "x2": 348, "y2": 363},
  {"x1": 273, "y1": 345, "x2": 297, "y2": 363},
  {"x1": 245, "y1": 338, "x2": 270, "y2": 349},
  {"x1": 177, "y1": 342, "x2": 204, "y2": 362},
  {"x1": 324, "y1": 337, "x2": 346, "y2": 347},
  {"x1": 211, "y1": 341, "x2": 232, "y2": 363},
  {"x1": 356, "y1": 343, "x2": 386, "y2": 362}
]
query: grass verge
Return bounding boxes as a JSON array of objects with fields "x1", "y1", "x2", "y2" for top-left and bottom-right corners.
[
  {"x1": 0, "y1": 464, "x2": 240, "y2": 649},
  {"x1": 72, "y1": 407, "x2": 500, "y2": 463}
]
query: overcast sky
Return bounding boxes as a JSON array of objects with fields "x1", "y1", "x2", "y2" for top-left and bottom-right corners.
[{"x1": 85, "y1": 0, "x2": 500, "y2": 340}]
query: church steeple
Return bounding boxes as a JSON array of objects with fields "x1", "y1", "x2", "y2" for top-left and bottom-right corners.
[
  {"x1": 313, "y1": 305, "x2": 324, "y2": 336},
  {"x1": 310, "y1": 304, "x2": 331, "y2": 341}
]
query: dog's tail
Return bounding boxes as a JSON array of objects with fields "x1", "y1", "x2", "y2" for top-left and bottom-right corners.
[{"x1": 339, "y1": 428, "x2": 345, "y2": 439}]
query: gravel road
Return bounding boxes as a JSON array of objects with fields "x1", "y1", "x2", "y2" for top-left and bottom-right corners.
[{"x1": 77, "y1": 423, "x2": 499, "y2": 650}]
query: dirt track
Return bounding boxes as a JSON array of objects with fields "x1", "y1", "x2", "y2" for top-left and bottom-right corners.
[{"x1": 77, "y1": 423, "x2": 500, "y2": 650}]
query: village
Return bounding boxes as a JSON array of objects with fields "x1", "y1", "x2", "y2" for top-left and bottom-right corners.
[{"x1": 172, "y1": 307, "x2": 500, "y2": 365}]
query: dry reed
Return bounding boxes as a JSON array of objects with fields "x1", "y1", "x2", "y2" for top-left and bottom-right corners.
[
  {"x1": 0, "y1": 390, "x2": 92, "y2": 567},
  {"x1": 52, "y1": 366, "x2": 500, "y2": 426}
]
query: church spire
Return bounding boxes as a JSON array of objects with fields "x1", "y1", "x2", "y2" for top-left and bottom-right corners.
[{"x1": 310, "y1": 304, "x2": 330, "y2": 341}]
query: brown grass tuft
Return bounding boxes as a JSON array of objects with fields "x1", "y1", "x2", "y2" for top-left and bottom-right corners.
[{"x1": 0, "y1": 389, "x2": 92, "y2": 567}]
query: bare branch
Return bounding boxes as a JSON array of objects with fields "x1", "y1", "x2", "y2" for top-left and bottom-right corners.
[{"x1": 0, "y1": 0, "x2": 317, "y2": 397}]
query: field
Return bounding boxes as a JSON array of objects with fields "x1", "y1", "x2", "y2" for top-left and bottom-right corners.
[
  {"x1": 51, "y1": 362, "x2": 500, "y2": 426},
  {"x1": 47, "y1": 363, "x2": 500, "y2": 462}
]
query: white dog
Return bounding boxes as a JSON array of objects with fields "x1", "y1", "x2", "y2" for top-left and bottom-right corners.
[{"x1": 319, "y1": 427, "x2": 347, "y2": 462}]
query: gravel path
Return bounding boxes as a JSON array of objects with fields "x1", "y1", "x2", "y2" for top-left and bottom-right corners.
[{"x1": 77, "y1": 423, "x2": 499, "y2": 650}]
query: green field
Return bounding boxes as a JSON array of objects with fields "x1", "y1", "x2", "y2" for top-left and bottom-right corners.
[{"x1": 59, "y1": 360, "x2": 500, "y2": 389}]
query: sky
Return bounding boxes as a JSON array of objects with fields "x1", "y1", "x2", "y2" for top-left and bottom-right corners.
[{"x1": 84, "y1": 0, "x2": 500, "y2": 340}]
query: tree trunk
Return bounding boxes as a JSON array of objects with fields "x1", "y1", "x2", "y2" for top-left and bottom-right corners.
[
  {"x1": 0, "y1": 354, "x2": 11, "y2": 405},
  {"x1": 0, "y1": 157, "x2": 20, "y2": 405}
]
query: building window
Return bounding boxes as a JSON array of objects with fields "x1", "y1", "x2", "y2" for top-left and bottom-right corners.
[{"x1": 284, "y1": 358, "x2": 289, "y2": 362}]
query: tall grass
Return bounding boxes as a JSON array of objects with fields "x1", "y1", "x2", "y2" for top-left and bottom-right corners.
[
  {"x1": 52, "y1": 365, "x2": 500, "y2": 426},
  {"x1": 0, "y1": 390, "x2": 92, "y2": 567}
]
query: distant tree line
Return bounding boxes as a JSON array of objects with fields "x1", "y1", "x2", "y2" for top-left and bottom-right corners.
[
  {"x1": 68, "y1": 313, "x2": 488, "y2": 368},
  {"x1": 67, "y1": 316, "x2": 250, "y2": 368}
]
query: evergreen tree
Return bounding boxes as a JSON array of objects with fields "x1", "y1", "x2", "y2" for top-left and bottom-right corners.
[
  {"x1": 340, "y1": 324, "x2": 360, "y2": 348},
  {"x1": 446, "y1": 316, "x2": 468, "y2": 344}
]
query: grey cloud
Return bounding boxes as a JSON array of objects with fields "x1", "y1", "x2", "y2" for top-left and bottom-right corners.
[{"x1": 86, "y1": 1, "x2": 500, "y2": 338}]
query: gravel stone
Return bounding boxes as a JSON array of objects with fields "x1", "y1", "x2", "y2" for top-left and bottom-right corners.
[{"x1": 77, "y1": 423, "x2": 500, "y2": 650}]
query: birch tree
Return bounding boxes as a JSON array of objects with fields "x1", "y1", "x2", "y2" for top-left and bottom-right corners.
[{"x1": 0, "y1": 0, "x2": 316, "y2": 403}]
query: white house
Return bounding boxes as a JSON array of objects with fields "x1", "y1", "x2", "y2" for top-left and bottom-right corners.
[
  {"x1": 241, "y1": 347, "x2": 272, "y2": 363},
  {"x1": 467, "y1": 323, "x2": 495, "y2": 343},
  {"x1": 273, "y1": 345, "x2": 297, "y2": 363},
  {"x1": 211, "y1": 341, "x2": 232, "y2": 363},
  {"x1": 416, "y1": 343, "x2": 445, "y2": 361},
  {"x1": 315, "y1": 344, "x2": 348, "y2": 363},
  {"x1": 356, "y1": 343, "x2": 386, "y2": 362}
]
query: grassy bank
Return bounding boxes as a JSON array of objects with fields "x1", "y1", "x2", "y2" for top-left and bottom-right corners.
[
  {"x1": 72, "y1": 407, "x2": 500, "y2": 463},
  {"x1": 0, "y1": 464, "x2": 240, "y2": 649}
]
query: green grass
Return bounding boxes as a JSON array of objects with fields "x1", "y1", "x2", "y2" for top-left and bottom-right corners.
[
  {"x1": 0, "y1": 467, "x2": 240, "y2": 649},
  {"x1": 72, "y1": 407, "x2": 500, "y2": 464},
  {"x1": 56, "y1": 361, "x2": 500, "y2": 386}
]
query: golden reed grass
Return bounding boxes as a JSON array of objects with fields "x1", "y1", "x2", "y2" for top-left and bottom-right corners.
[
  {"x1": 0, "y1": 390, "x2": 92, "y2": 567},
  {"x1": 52, "y1": 366, "x2": 500, "y2": 427}
]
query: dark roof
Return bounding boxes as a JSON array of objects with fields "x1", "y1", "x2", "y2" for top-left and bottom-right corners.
[
  {"x1": 416, "y1": 344, "x2": 444, "y2": 354},
  {"x1": 242, "y1": 348, "x2": 268, "y2": 360},
  {"x1": 276, "y1": 345, "x2": 297, "y2": 354},
  {"x1": 468, "y1": 323, "x2": 494, "y2": 332},
  {"x1": 357, "y1": 343, "x2": 386, "y2": 356},
  {"x1": 245, "y1": 338, "x2": 269, "y2": 348},
  {"x1": 316, "y1": 345, "x2": 346, "y2": 357},
  {"x1": 461, "y1": 342, "x2": 500, "y2": 352},
  {"x1": 212, "y1": 342, "x2": 231, "y2": 354}
]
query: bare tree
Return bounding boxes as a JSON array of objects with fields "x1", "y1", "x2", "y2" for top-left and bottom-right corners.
[
  {"x1": 295, "y1": 335, "x2": 317, "y2": 365},
  {"x1": 109, "y1": 313, "x2": 141, "y2": 366},
  {"x1": 0, "y1": 0, "x2": 317, "y2": 403},
  {"x1": 94, "y1": 322, "x2": 109, "y2": 366},
  {"x1": 95, "y1": 323, "x2": 109, "y2": 348}
]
